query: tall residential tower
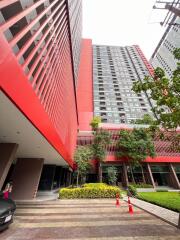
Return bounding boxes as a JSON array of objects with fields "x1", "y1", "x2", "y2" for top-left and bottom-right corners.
[{"x1": 93, "y1": 45, "x2": 154, "y2": 124}]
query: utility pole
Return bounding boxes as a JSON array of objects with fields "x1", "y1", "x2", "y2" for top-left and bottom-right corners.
[{"x1": 165, "y1": 3, "x2": 180, "y2": 17}]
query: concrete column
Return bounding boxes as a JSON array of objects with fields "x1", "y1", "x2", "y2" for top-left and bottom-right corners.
[
  {"x1": 169, "y1": 164, "x2": 180, "y2": 189},
  {"x1": 0, "y1": 143, "x2": 18, "y2": 190},
  {"x1": 11, "y1": 158, "x2": 44, "y2": 200},
  {"x1": 122, "y1": 163, "x2": 129, "y2": 188},
  {"x1": 146, "y1": 163, "x2": 155, "y2": 188}
]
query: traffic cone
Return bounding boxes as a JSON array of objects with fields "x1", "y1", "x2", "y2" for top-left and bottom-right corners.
[
  {"x1": 128, "y1": 196, "x2": 131, "y2": 204},
  {"x1": 115, "y1": 193, "x2": 120, "y2": 207},
  {"x1": 116, "y1": 198, "x2": 120, "y2": 207},
  {"x1": 128, "y1": 203, "x2": 134, "y2": 214}
]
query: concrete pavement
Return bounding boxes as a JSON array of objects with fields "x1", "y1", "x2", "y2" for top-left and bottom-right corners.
[{"x1": 0, "y1": 199, "x2": 180, "y2": 240}]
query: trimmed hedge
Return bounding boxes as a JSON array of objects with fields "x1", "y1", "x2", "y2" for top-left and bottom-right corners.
[
  {"x1": 131, "y1": 183, "x2": 153, "y2": 188},
  {"x1": 59, "y1": 183, "x2": 121, "y2": 199},
  {"x1": 156, "y1": 189, "x2": 168, "y2": 192},
  {"x1": 83, "y1": 183, "x2": 107, "y2": 188}
]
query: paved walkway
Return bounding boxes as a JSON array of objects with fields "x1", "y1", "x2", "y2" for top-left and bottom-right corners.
[
  {"x1": 124, "y1": 196, "x2": 180, "y2": 227},
  {"x1": 0, "y1": 199, "x2": 180, "y2": 240}
]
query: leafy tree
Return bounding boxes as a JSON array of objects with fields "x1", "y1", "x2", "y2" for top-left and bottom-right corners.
[
  {"x1": 90, "y1": 116, "x2": 101, "y2": 131},
  {"x1": 74, "y1": 146, "x2": 92, "y2": 186},
  {"x1": 92, "y1": 129, "x2": 111, "y2": 182},
  {"x1": 107, "y1": 166, "x2": 118, "y2": 185},
  {"x1": 130, "y1": 114, "x2": 154, "y2": 125},
  {"x1": 116, "y1": 129, "x2": 156, "y2": 183},
  {"x1": 132, "y1": 48, "x2": 180, "y2": 151}
]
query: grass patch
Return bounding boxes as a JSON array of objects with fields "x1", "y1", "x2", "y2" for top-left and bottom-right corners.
[{"x1": 138, "y1": 192, "x2": 180, "y2": 212}]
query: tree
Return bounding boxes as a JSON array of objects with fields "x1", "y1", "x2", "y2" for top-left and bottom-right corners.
[
  {"x1": 92, "y1": 129, "x2": 111, "y2": 182},
  {"x1": 107, "y1": 166, "x2": 118, "y2": 185},
  {"x1": 116, "y1": 129, "x2": 156, "y2": 183},
  {"x1": 132, "y1": 48, "x2": 180, "y2": 151},
  {"x1": 74, "y1": 146, "x2": 92, "y2": 186},
  {"x1": 90, "y1": 116, "x2": 101, "y2": 131},
  {"x1": 130, "y1": 114, "x2": 154, "y2": 125}
]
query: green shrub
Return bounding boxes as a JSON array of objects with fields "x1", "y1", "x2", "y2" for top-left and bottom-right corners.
[
  {"x1": 59, "y1": 183, "x2": 121, "y2": 199},
  {"x1": 83, "y1": 183, "x2": 107, "y2": 188},
  {"x1": 131, "y1": 183, "x2": 153, "y2": 188},
  {"x1": 156, "y1": 189, "x2": 168, "y2": 192},
  {"x1": 107, "y1": 166, "x2": 118, "y2": 185},
  {"x1": 127, "y1": 185, "x2": 137, "y2": 196}
]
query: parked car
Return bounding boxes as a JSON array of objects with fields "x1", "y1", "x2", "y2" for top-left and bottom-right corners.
[{"x1": 0, "y1": 191, "x2": 16, "y2": 231}]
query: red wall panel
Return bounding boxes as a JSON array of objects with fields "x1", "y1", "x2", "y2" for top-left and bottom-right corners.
[
  {"x1": 77, "y1": 39, "x2": 93, "y2": 131},
  {"x1": 106, "y1": 155, "x2": 180, "y2": 163},
  {"x1": 134, "y1": 45, "x2": 154, "y2": 76}
]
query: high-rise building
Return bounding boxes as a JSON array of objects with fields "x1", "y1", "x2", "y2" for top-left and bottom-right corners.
[
  {"x1": 150, "y1": 16, "x2": 180, "y2": 79},
  {"x1": 93, "y1": 44, "x2": 154, "y2": 124},
  {"x1": 0, "y1": 0, "x2": 86, "y2": 199}
]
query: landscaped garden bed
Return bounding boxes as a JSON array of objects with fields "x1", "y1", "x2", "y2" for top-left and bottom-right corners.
[
  {"x1": 59, "y1": 183, "x2": 121, "y2": 199},
  {"x1": 138, "y1": 192, "x2": 180, "y2": 212}
]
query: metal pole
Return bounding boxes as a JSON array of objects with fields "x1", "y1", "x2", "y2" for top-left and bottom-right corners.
[{"x1": 165, "y1": 4, "x2": 180, "y2": 16}]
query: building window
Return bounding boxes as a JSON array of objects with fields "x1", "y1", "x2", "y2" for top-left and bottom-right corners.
[{"x1": 100, "y1": 107, "x2": 106, "y2": 110}]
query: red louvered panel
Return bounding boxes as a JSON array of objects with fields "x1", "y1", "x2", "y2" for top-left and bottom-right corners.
[
  {"x1": 0, "y1": 0, "x2": 80, "y2": 167},
  {"x1": 77, "y1": 127, "x2": 180, "y2": 163},
  {"x1": 134, "y1": 45, "x2": 154, "y2": 76}
]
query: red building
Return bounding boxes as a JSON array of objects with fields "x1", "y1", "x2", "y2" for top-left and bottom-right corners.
[
  {"x1": 0, "y1": 1, "x2": 179, "y2": 200},
  {"x1": 0, "y1": 0, "x2": 82, "y2": 199}
]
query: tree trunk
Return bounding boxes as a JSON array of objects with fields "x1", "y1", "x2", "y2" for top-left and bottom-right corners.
[
  {"x1": 140, "y1": 165, "x2": 146, "y2": 183},
  {"x1": 98, "y1": 162, "x2": 103, "y2": 183},
  {"x1": 76, "y1": 171, "x2": 79, "y2": 187},
  {"x1": 130, "y1": 165, "x2": 135, "y2": 183}
]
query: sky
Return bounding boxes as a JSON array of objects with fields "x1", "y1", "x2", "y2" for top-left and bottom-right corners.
[{"x1": 82, "y1": 0, "x2": 168, "y2": 60}]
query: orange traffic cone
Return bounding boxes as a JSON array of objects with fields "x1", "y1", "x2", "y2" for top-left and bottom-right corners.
[
  {"x1": 128, "y1": 203, "x2": 134, "y2": 214},
  {"x1": 115, "y1": 193, "x2": 120, "y2": 207},
  {"x1": 116, "y1": 198, "x2": 120, "y2": 207},
  {"x1": 128, "y1": 196, "x2": 131, "y2": 204}
]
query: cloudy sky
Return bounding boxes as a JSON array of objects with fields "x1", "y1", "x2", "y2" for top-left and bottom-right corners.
[{"x1": 82, "y1": 0, "x2": 168, "y2": 60}]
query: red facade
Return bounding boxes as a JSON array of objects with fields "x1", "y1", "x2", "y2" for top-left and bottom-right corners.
[
  {"x1": 0, "y1": 0, "x2": 79, "y2": 168},
  {"x1": 77, "y1": 39, "x2": 93, "y2": 131},
  {"x1": 134, "y1": 45, "x2": 154, "y2": 76}
]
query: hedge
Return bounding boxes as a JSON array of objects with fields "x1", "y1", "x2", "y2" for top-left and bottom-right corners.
[
  {"x1": 131, "y1": 183, "x2": 153, "y2": 188},
  {"x1": 59, "y1": 183, "x2": 121, "y2": 199},
  {"x1": 83, "y1": 183, "x2": 107, "y2": 188}
]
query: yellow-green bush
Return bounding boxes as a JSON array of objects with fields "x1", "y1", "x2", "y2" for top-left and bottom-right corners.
[
  {"x1": 59, "y1": 183, "x2": 121, "y2": 199},
  {"x1": 82, "y1": 183, "x2": 107, "y2": 188}
]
